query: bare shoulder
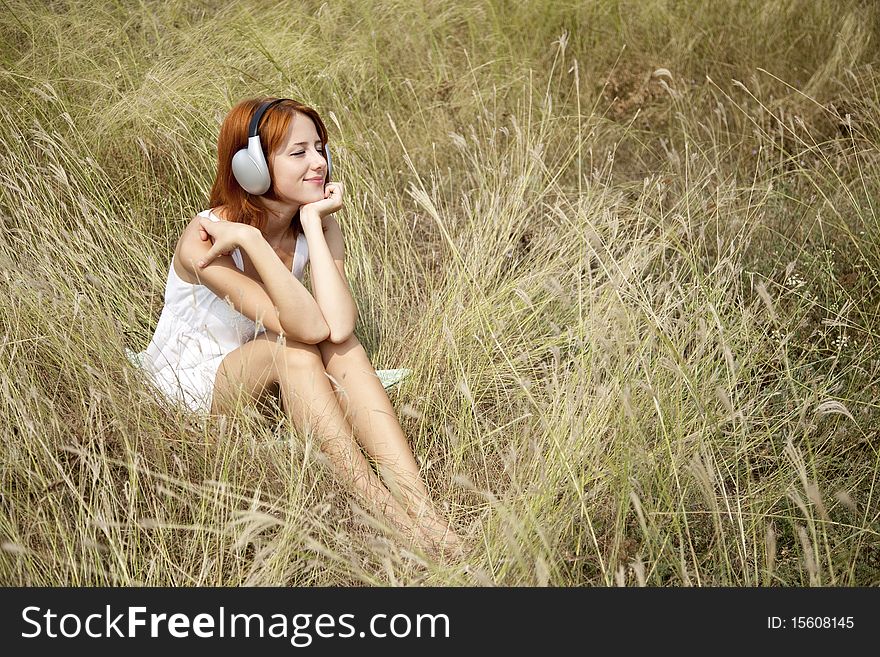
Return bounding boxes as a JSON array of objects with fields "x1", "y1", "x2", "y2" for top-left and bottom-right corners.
[{"x1": 173, "y1": 213, "x2": 234, "y2": 284}]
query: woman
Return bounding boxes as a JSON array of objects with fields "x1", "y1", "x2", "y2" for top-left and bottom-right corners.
[{"x1": 143, "y1": 96, "x2": 462, "y2": 559}]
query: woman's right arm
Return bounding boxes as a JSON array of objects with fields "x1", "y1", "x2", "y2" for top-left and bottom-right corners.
[
  {"x1": 239, "y1": 231, "x2": 330, "y2": 342},
  {"x1": 178, "y1": 219, "x2": 329, "y2": 343}
]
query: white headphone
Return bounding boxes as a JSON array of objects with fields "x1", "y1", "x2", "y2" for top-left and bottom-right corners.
[{"x1": 231, "y1": 98, "x2": 332, "y2": 195}]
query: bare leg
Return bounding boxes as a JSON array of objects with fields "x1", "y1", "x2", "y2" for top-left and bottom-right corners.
[
  {"x1": 212, "y1": 333, "x2": 426, "y2": 550},
  {"x1": 317, "y1": 335, "x2": 462, "y2": 556}
]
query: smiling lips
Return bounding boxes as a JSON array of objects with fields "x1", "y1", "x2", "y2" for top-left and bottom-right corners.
[{"x1": 304, "y1": 177, "x2": 324, "y2": 185}]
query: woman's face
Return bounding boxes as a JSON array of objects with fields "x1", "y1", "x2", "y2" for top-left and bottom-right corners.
[{"x1": 269, "y1": 112, "x2": 327, "y2": 205}]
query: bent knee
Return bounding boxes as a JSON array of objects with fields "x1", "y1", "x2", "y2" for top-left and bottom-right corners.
[{"x1": 259, "y1": 331, "x2": 323, "y2": 370}]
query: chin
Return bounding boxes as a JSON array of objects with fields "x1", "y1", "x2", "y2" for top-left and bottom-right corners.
[{"x1": 287, "y1": 189, "x2": 321, "y2": 203}]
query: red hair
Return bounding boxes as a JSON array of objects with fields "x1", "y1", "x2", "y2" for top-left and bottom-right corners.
[{"x1": 208, "y1": 96, "x2": 331, "y2": 233}]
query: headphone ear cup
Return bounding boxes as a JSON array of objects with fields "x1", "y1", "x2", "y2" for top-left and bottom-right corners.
[
  {"x1": 231, "y1": 136, "x2": 271, "y2": 194},
  {"x1": 325, "y1": 145, "x2": 332, "y2": 179}
]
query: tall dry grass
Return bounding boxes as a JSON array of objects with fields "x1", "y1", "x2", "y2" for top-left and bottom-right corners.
[{"x1": 0, "y1": 0, "x2": 878, "y2": 585}]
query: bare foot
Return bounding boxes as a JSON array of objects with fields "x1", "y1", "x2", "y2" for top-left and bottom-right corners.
[
  {"x1": 416, "y1": 520, "x2": 467, "y2": 562},
  {"x1": 432, "y1": 530, "x2": 467, "y2": 562}
]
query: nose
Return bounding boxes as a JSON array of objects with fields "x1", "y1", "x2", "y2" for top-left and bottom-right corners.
[{"x1": 310, "y1": 150, "x2": 327, "y2": 175}]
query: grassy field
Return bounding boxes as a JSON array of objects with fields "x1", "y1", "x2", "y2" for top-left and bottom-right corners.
[{"x1": 0, "y1": 0, "x2": 878, "y2": 585}]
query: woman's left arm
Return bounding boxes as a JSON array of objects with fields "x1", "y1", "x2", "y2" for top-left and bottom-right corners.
[{"x1": 301, "y1": 210, "x2": 358, "y2": 343}]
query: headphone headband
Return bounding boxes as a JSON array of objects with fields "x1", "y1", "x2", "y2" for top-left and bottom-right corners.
[{"x1": 247, "y1": 98, "x2": 288, "y2": 138}]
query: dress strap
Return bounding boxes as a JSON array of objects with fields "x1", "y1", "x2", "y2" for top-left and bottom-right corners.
[{"x1": 292, "y1": 232, "x2": 309, "y2": 280}]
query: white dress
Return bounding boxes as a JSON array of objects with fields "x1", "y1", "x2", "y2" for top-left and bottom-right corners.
[{"x1": 141, "y1": 208, "x2": 309, "y2": 413}]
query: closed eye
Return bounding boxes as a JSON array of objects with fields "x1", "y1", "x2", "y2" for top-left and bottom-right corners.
[{"x1": 292, "y1": 148, "x2": 325, "y2": 156}]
